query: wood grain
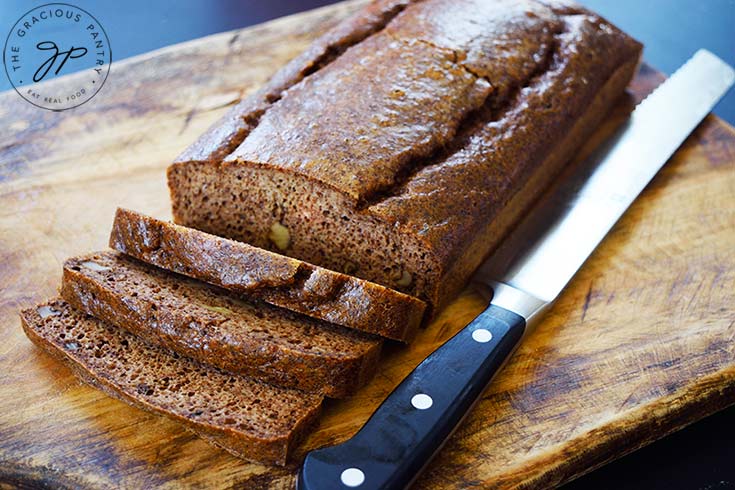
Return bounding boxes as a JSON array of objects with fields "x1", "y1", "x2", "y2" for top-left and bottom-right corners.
[{"x1": 1, "y1": 1, "x2": 734, "y2": 488}]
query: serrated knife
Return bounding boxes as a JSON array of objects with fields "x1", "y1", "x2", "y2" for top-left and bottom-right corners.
[{"x1": 298, "y1": 49, "x2": 735, "y2": 490}]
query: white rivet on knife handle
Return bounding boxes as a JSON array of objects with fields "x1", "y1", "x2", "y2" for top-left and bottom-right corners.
[
  {"x1": 411, "y1": 393, "x2": 433, "y2": 410},
  {"x1": 340, "y1": 467, "x2": 365, "y2": 487},
  {"x1": 472, "y1": 329, "x2": 493, "y2": 343}
]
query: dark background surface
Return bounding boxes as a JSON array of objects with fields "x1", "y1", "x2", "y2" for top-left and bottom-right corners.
[
  {"x1": 1, "y1": 0, "x2": 733, "y2": 125},
  {"x1": 1, "y1": 1, "x2": 734, "y2": 489}
]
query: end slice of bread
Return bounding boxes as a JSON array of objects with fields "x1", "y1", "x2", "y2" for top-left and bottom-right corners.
[
  {"x1": 61, "y1": 251, "x2": 382, "y2": 398},
  {"x1": 20, "y1": 299, "x2": 322, "y2": 465},
  {"x1": 109, "y1": 208, "x2": 426, "y2": 342}
]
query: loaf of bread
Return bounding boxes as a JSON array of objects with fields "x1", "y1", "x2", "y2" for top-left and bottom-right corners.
[
  {"x1": 61, "y1": 252, "x2": 382, "y2": 397},
  {"x1": 21, "y1": 299, "x2": 322, "y2": 465},
  {"x1": 110, "y1": 208, "x2": 426, "y2": 341},
  {"x1": 168, "y1": 0, "x2": 642, "y2": 314}
]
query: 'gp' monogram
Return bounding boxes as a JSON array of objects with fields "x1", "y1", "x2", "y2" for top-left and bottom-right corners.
[{"x1": 33, "y1": 41, "x2": 88, "y2": 82}]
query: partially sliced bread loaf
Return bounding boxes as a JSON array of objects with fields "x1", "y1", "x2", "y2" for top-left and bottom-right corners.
[
  {"x1": 109, "y1": 208, "x2": 426, "y2": 341},
  {"x1": 60, "y1": 252, "x2": 382, "y2": 398},
  {"x1": 168, "y1": 0, "x2": 642, "y2": 317},
  {"x1": 20, "y1": 299, "x2": 322, "y2": 465}
]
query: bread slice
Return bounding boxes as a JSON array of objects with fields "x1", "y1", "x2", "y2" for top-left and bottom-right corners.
[
  {"x1": 20, "y1": 299, "x2": 322, "y2": 465},
  {"x1": 109, "y1": 208, "x2": 426, "y2": 342},
  {"x1": 60, "y1": 251, "x2": 382, "y2": 398},
  {"x1": 168, "y1": 0, "x2": 642, "y2": 316}
]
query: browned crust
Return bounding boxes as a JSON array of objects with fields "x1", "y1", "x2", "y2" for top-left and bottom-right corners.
[
  {"x1": 60, "y1": 253, "x2": 383, "y2": 398},
  {"x1": 110, "y1": 208, "x2": 426, "y2": 342},
  {"x1": 436, "y1": 54, "x2": 643, "y2": 312},
  {"x1": 20, "y1": 302, "x2": 323, "y2": 465},
  {"x1": 173, "y1": 0, "x2": 417, "y2": 165}
]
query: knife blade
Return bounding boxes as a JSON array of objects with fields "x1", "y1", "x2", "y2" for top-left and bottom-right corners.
[{"x1": 298, "y1": 50, "x2": 735, "y2": 490}]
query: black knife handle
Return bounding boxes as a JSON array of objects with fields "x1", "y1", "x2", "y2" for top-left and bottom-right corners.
[{"x1": 297, "y1": 304, "x2": 526, "y2": 490}]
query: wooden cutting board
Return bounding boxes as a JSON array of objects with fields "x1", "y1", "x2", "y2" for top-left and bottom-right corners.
[{"x1": 1, "y1": 1, "x2": 734, "y2": 488}]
